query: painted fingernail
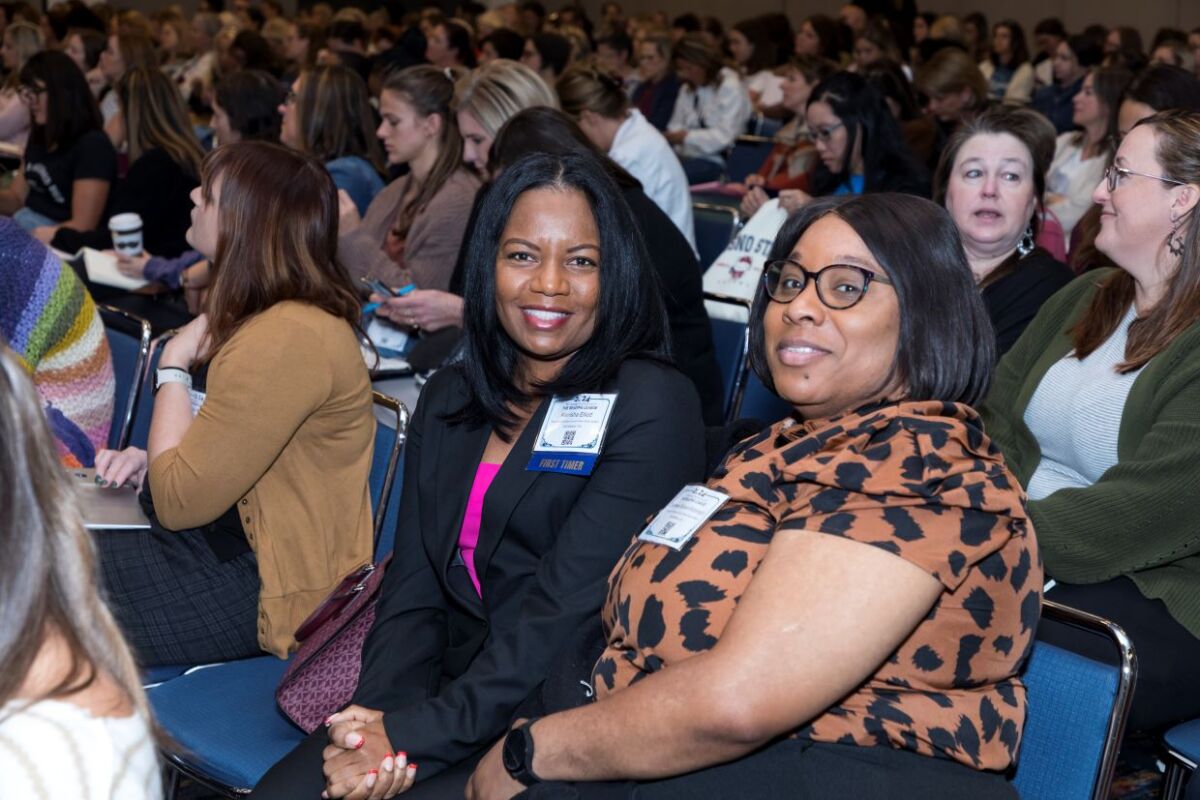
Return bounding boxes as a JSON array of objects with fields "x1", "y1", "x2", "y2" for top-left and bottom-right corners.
[
  {"x1": 368, "y1": 769, "x2": 379, "y2": 775},
  {"x1": 382, "y1": 756, "x2": 394, "y2": 772},
  {"x1": 366, "y1": 770, "x2": 378, "y2": 788}
]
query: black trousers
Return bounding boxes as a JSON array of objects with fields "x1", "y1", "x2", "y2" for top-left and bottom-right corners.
[
  {"x1": 95, "y1": 527, "x2": 261, "y2": 666},
  {"x1": 250, "y1": 728, "x2": 1014, "y2": 799},
  {"x1": 1043, "y1": 577, "x2": 1200, "y2": 732}
]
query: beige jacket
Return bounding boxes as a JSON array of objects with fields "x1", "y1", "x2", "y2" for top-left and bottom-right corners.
[{"x1": 148, "y1": 301, "x2": 374, "y2": 656}]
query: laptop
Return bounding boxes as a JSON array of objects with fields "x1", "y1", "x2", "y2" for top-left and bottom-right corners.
[{"x1": 68, "y1": 469, "x2": 152, "y2": 530}]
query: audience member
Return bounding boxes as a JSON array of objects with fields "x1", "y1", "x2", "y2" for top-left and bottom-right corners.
[
  {"x1": 522, "y1": 31, "x2": 571, "y2": 85},
  {"x1": 852, "y1": 18, "x2": 902, "y2": 73},
  {"x1": 178, "y1": 12, "x2": 220, "y2": 101},
  {"x1": 666, "y1": 33, "x2": 751, "y2": 184},
  {"x1": 1118, "y1": 64, "x2": 1200, "y2": 136},
  {"x1": 916, "y1": 47, "x2": 990, "y2": 169},
  {"x1": 93, "y1": 142, "x2": 374, "y2": 666},
  {"x1": 863, "y1": 57, "x2": 938, "y2": 164},
  {"x1": 0, "y1": 347, "x2": 158, "y2": 799},
  {"x1": 479, "y1": 27, "x2": 524, "y2": 63},
  {"x1": 594, "y1": 31, "x2": 635, "y2": 92},
  {"x1": 1104, "y1": 25, "x2": 1145, "y2": 71},
  {"x1": 1032, "y1": 33, "x2": 1103, "y2": 133},
  {"x1": 491, "y1": 107, "x2": 724, "y2": 423},
  {"x1": 795, "y1": 14, "x2": 843, "y2": 62},
  {"x1": 727, "y1": 16, "x2": 784, "y2": 109},
  {"x1": 1032, "y1": 17, "x2": 1066, "y2": 87},
  {"x1": 962, "y1": 10, "x2": 989, "y2": 62},
  {"x1": 557, "y1": 64, "x2": 694, "y2": 250},
  {"x1": 464, "y1": 193, "x2": 1038, "y2": 799},
  {"x1": 64, "y1": 26, "x2": 106, "y2": 98},
  {"x1": 427, "y1": 19, "x2": 477, "y2": 70},
  {"x1": 280, "y1": 64, "x2": 386, "y2": 216},
  {"x1": 155, "y1": 10, "x2": 194, "y2": 80},
  {"x1": 1046, "y1": 66, "x2": 1129, "y2": 238},
  {"x1": 0, "y1": 51, "x2": 116, "y2": 243},
  {"x1": 211, "y1": 68, "x2": 284, "y2": 145},
  {"x1": 454, "y1": 58, "x2": 557, "y2": 176},
  {"x1": 936, "y1": 106, "x2": 1074, "y2": 354},
  {"x1": 53, "y1": 68, "x2": 202, "y2": 259},
  {"x1": 0, "y1": 219, "x2": 113, "y2": 467},
  {"x1": 839, "y1": 2, "x2": 869, "y2": 41},
  {"x1": 980, "y1": 19, "x2": 1033, "y2": 105},
  {"x1": 737, "y1": 54, "x2": 837, "y2": 211},
  {"x1": 629, "y1": 33, "x2": 680, "y2": 132},
  {"x1": 747, "y1": 72, "x2": 929, "y2": 219},
  {"x1": 339, "y1": 65, "x2": 481, "y2": 292},
  {"x1": 1150, "y1": 39, "x2": 1194, "y2": 73},
  {"x1": 97, "y1": 30, "x2": 158, "y2": 144},
  {"x1": 251, "y1": 150, "x2": 706, "y2": 799},
  {"x1": 0, "y1": 21, "x2": 44, "y2": 149},
  {"x1": 984, "y1": 109, "x2": 1200, "y2": 733}
]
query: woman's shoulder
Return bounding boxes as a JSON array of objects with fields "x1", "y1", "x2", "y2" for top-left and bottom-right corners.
[
  {"x1": 609, "y1": 358, "x2": 697, "y2": 417},
  {"x1": 74, "y1": 128, "x2": 116, "y2": 156},
  {"x1": 229, "y1": 302, "x2": 357, "y2": 357}
]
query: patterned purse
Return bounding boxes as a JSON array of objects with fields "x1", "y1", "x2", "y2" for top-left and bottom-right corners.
[{"x1": 275, "y1": 554, "x2": 392, "y2": 733}]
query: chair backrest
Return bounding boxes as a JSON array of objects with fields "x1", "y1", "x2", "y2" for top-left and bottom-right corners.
[
  {"x1": 693, "y1": 202, "x2": 741, "y2": 270},
  {"x1": 724, "y1": 135, "x2": 775, "y2": 184},
  {"x1": 734, "y1": 371, "x2": 793, "y2": 425},
  {"x1": 703, "y1": 292, "x2": 751, "y2": 422},
  {"x1": 127, "y1": 333, "x2": 174, "y2": 450},
  {"x1": 1011, "y1": 600, "x2": 1136, "y2": 800},
  {"x1": 98, "y1": 306, "x2": 151, "y2": 451},
  {"x1": 369, "y1": 391, "x2": 409, "y2": 560}
]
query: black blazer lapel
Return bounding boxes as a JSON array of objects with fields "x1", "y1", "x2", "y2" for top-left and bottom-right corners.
[
  {"x1": 433, "y1": 418, "x2": 490, "y2": 592},
  {"x1": 472, "y1": 399, "x2": 551, "y2": 594}
]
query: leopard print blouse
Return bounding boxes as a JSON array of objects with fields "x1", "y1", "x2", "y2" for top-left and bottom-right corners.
[{"x1": 593, "y1": 400, "x2": 1042, "y2": 772}]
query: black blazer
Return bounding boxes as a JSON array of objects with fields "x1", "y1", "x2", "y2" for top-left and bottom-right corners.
[
  {"x1": 353, "y1": 359, "x2": 705, "y2": 777},
  {"x1": 632, "y1": 74, "x2": 682, "y2": 132}
]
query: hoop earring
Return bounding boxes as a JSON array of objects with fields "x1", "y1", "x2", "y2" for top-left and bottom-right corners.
[
  {"x1": 1016, "y1": 225, "x2": 1035, "y2": 258},
  {"x1": 1167, "y1": 218, "x2": 1186, "y2": 258}
]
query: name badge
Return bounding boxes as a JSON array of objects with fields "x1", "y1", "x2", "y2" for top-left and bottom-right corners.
[
  {"x1": 526, "y1": 393, "x2": 618, "y2": 476},
  {"x1": 638, "y1": 485, "x2": 729, "y2": 550}
]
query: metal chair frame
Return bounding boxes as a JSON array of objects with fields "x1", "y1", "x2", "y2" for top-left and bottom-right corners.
[
  {"x1": 369, "y1": 390, "x2": 409, "y2": 550},
  {"x1": 702, "y1": 291, "x2": 754, "y2": 422},
  {"x1": 98, "y1": 305, "x2": 152, "y2": 450},
  {"x1": 692, "y1": 202, "x2": 742, "y2": 268}
]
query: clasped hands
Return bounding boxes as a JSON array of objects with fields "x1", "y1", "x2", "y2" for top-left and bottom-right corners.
[{"x1": 321, "y1": 706, "x2": 417, "y2": 799}]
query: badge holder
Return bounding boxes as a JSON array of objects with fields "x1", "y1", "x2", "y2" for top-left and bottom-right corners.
[{"x1": 527, "y1": 393, "x2": 619, "y2": 477}]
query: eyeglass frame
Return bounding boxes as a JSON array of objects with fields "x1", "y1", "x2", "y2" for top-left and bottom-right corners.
[
  {"x1": 17, "y1": 83, "x2": 47, "y2": 103},
  {"x1": 762, "y1": 259, "x2": 893, "y2": 310},
  {"x1": 1104, "y1": 164, "x2": 1186, "y2": 193},
  {"x1": 283, "y1": 88, "x2": 297, "y2": 106},
  {"x1": 810, "y1": 121, "x2": 845, "y2": 143}
]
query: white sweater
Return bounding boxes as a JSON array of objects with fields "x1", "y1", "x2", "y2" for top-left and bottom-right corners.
[
  {"x1": 667, "y1": 67, "x2": 752, "y2": 163},
  {"x1": 609, "y1": 109, "x2": 696, "y2": 249}
]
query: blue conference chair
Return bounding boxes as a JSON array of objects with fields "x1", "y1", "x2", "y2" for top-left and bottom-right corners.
[
  {"x1": 127, "y1": 332, "x2": 174, "y2": 450},
  {"x1": 152, "y1": 394, "x2": 409, "y2": 797},
  {"x1": 693, "y1": 202, "x2": 741, "y2": 269},
  {"x1": 704, "y1": 292, "x2": 751, "y2": 422},
  {"x1": 1162, "y1": 718, "x2": 1200, "y2": 798},
  {"x1": 724, "y1": 135, "x2": 775, "y2": 184},
  {"x1": 98, "y1": 305, "x2": 151, "y2": 451},
  {"x1": 1010, "y1": 600, "x2": 1136, "y2": 800}
]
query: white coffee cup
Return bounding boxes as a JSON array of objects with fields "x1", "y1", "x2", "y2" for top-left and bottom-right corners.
[{"x1": 109, "y1": 212, "x2": 144, "y2": 256}]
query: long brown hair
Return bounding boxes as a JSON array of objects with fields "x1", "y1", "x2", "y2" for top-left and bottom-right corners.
[
  {"x1": 1071, "y1": 109, "x2": 1200, "y2": 371},
  {"x1": 200, "y1": 142, "x2": 362, "y2": 360},
  {"x1": 294, "y1": 64, "x2": 386, "y2": 175},
  {"x1": 0, "y1": 348, "x2": 150, "y2": 727},
  {"x1": 381, "y1": 65, "x2": 464, "y2": 240},
  {"x1": 117, "y1": 67, "x2": 205, "y2": 178}
]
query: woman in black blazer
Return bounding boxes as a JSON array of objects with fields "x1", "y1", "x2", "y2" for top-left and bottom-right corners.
[
  {"x1": 251, "y1": 152, "x2": 705, "y2": 798},
  {"x1": 490, "y1": 107, "x2": 724, "y2": 425}
]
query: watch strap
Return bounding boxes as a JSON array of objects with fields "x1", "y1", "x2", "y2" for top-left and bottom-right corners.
[
  {"x1": 155, "y1": 367, "x2": 192, "y2": 393},
  {"x1": 503, "y1": 718, "x2": 542, "y2": 787}
]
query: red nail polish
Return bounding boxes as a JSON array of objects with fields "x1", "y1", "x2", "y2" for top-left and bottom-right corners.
[
  {"x1": 354, "y1": 739, "x2": 365, "y2": 750},
  {"x1": 369, "y1": 769, "x2": 379, "y2": 775},
  {"x1": 397, "y1": 751, "x2": 407, "y2": 759}
]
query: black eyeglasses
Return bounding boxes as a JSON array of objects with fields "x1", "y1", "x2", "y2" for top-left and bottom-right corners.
[
  {"x1": 17, "y1": 84, "x2": 47, "y2": 103},
  {"x1": 763, "y1": 260, "x2": 892, "y2": 309},
  {"x1": 810, "y1": 121, "x2": 844, "y2": 143},
  {"x1": 1104, "y1": 164, "x2": 1185, "y2": 193}
]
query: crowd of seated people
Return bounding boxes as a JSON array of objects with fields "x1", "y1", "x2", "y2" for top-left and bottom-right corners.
[{"x1": 0, "y1": 2, "x2": 1199, "y2": 798}]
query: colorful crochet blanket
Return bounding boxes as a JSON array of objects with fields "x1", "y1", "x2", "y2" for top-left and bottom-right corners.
[{"x1": 0, "y1": 219, "x2": 114, "y2": 467}]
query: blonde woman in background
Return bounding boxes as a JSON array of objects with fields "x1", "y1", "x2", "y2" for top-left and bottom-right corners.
[
  {"x1": 0, "y1": 347, "x2": 161, "y2": 799},
  {"x1": 0, "y1": 21, "x2": 45, "y2": 149}
]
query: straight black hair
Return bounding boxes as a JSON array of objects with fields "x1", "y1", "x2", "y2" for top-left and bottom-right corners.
[
  {"x1": 806, "y1": 71, "x2": 930, "y2": 197},
  {"x1": 748, "y1": 194, "x2": 994, "y2": 409},
  {"x1": 20, "y1": 50, "x2": 101, "y2": 152},
  {"x1": 1122, "y1": 64, "x2": 1200, "y2": 114},
  {"x1": 449, "y1": 151, "x2": 669, "y2": 437},
  {"x1": 443, "y1": 20, "x2": 478, "y2": 69},
  {"x1": 215, "y1": 69, "x2": 284, "y2": 142},
  {"x1": 490, "y1": 106, "x2": 639, "y2": 190},
  {"x1": 481, "y1": 27, "x2": 524, "y2": 61}
]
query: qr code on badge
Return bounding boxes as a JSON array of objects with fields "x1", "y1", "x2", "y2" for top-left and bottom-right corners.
[{"x1": 560, "y1": 430, "x2": 576, "y2": 446}]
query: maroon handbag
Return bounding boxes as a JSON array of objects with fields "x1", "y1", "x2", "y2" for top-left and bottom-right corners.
[{"x1": 275, "y1": 554, "x2": 392, "y2": 733}]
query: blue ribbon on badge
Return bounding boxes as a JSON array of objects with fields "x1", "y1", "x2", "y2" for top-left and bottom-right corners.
[{"x1": 527, "y1": 452, "x2": 600, "y2": 476}]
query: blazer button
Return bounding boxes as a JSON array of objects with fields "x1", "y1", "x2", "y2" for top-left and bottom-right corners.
[
  {"x1": 244, "y1": 517, "x2": 251, "y2": 524},
  {"x1": 241, "y1": 498, "x2": 248, "y2": 505}
]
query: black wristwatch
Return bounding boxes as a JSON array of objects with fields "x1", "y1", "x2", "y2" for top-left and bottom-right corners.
[{"x1": 502, "y1": 718, "x2": 541, "y2": 787}]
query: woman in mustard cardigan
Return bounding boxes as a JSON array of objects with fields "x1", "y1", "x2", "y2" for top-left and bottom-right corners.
[
  {"x1": 983, "y1": 109, "x2": 1200, "y2": 731},
  {"x1": 94, "y1": 141, "x2": 374, "y2": 666}
]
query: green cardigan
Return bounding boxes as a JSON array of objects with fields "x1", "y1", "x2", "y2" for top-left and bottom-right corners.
[{"x1": 982, "y1": 268, "x2": 1200, "y2": 638}]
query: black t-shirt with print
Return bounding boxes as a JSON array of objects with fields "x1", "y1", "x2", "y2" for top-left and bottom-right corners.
[{"x1": 23, "y1": 129, "x2": 117, "y2": 222}]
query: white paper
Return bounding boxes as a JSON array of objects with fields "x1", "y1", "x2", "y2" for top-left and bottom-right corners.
[
  {"x1": 366, "y1": 316, "x2": 409, "y2": 353},
  {"x1": 361, "y1": 343, "x2": 410, "y2": 374},
  {"x1": 83, "y1": 247, "x2": 148, "y2": 291},
  {"x1": 638, "y1": 485, "x2": 729, "y2": 550}
]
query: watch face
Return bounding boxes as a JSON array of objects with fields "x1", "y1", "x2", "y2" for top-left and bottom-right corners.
[{"x1": 502, "y1": 728, "x2": 524, "y2": 774}]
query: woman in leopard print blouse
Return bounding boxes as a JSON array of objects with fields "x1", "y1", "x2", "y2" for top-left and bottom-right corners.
[{"x1": 466, "y1": 193, "x2": 1042, "y2": 800}]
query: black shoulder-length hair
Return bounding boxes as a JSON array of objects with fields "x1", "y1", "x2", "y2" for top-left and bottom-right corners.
[
  {"x1": 20, "y1": 51, "x2": 101, "y2": 152},
  {"x1": 449, "y1": 151, "x2": 670, "y2": 438},
  {"x1": 748, "y1": 194, "x2": 995, "y2": 409}
]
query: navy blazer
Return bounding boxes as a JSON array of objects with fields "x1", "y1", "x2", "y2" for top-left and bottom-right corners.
[{"x1": 353, "y1": 358, "x2": 705, "y2": 776}]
